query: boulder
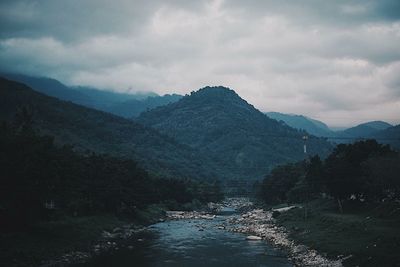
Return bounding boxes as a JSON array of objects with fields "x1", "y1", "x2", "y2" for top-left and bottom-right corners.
[{"x1": 246, "y1": 235, "x2": 262, "y2": 240}]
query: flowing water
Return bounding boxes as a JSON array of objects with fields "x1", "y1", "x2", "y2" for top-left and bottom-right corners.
[{"x1": 81, "y1": 208, "x2": 292, "y2": 267}]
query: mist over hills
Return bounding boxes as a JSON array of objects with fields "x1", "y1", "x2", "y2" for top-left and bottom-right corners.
[
  {"x1": 108, "y1": 94, "x2": 182, "y2": 118},
  {"x1": 0, "y1": 77, "x2": 219, "y2": 180},
  {"x1": 137, "y1": 86, "x2": 333, "y2": 180},
  {"x1": 1, "y1": 73, "x2": 397, "y2": 183},
  {"x1": 0, "y1": 73, "x2": 182, "y2": 118},
  {"x1": 1, "y1": 77, "x2": 332, "y2": 182},
  {"x1": 0, "y1": 73, "x2": 93, "y2": 105}
]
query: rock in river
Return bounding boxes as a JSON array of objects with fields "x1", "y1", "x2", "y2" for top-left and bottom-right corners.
[{"x1": 246, "y1": 235, "x2": 262, "y2": 241}]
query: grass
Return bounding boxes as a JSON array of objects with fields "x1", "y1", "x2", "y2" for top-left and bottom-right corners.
[
  {"x1": 274, "y1": 199, "x2": 400, "y2": 267},
  {"x1": 0, "y1": 204, "x2": 170, "y2": 267},
  {"x1": 0, "y1": 215, "x2": 126, "y2": 266}
]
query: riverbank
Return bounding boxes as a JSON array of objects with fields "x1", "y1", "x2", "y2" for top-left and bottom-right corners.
[
  {"x1": 6, "y1": 198, "x2": 397, "y2": 266},
  {"x1": 0, "y1": 205, "x2": 166, "y2": 267},
  {"x1": 0, "y1": 215, "x2": 123, "y2": 266},
  {"x1": 224, "y1": 208, "x2": 344, "y2": 267},
  {"x1": 166, "y1": 198, "x2": 343, "y2": 267},
  {"x1": 164, "y1": 198, "x2": 400, "y2": 267},
  {"x1": 274, "y1": 199, "x2": 400, "y2": 267}
]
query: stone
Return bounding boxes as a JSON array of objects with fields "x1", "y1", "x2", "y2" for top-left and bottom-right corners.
[{"x1": 246, "y1": 235, "x2": 262, "y2": 240}]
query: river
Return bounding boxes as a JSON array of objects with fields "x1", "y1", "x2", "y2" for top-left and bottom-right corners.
[{"x1": 79, "y1": 207, "x2": 292, "y2": 267}]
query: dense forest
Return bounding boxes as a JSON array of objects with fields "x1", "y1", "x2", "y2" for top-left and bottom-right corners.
[
  {"x1": 258, "y1": 140, "x2": 400, "y2": 210},
  {"x1": 0, "y1": 77, "x2": 220, "y2": 181},
  {"x1": 0, "y1": 109, "x2": 223, "y2": 231},
  {"x1": 138, "y1": 86, "x2": 333, "y2": 180}
]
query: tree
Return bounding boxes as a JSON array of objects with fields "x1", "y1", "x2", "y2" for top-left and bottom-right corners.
[
  {"x1": 363, "y1": 155, "x2": 400, "y2": 201},
  {"x1": 259, "y1": 162, "x2": 305, "y2": 204},
  {"x1": 304, "y1": 155, "x2": 324, "y2": 196},
  {"x1": 324, "y1": 140, "x2": 396, "y2": 212}
]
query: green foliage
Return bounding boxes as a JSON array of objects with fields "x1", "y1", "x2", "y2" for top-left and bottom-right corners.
[
  {"x1": 0, "y1": 119, "x2": 223, "y2": 231},
  {"x1": 276, "y1": 199, "x2": 400, "y2": 267},
  {"x1": 258, "y1": 162, "x2": 305, "y2": 204},
  {"x1": 362, "y1": 156, "x2": 400, "y2": 201},
  {"x1": 137, "y1": 86, "x2": 333, "y2": 180},
  {"x1": 258, "y1": 140, "x2": 400, "y2": 209},
  {"x1": 324, "y1": 140, "x2": 396, "y2": 201},
  {"x1": 0, "y1": 77, "x2": 219, "y2": 181},
  {"x1": 286, "y1": 177, "x2": 310, "y2": 203},
  {"x1": 304, "y1": 155, "x2": 325, "y2": 195}
]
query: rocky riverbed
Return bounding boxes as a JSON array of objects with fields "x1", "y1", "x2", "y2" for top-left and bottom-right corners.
[
  {"x1": 166, "y1": 199, "x2": 345, "y2": 267},
  {"x1": 40, "y1": 224, "x2": 149, "y2": 266},
  {"x1": 223, "y1": 208, "x2": 345, "y2": 267},
  {"x1": 42, "y1": 198, "x2": 347, "y2": 266}
]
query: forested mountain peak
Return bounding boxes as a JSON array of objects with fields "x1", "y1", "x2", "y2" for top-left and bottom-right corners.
[
  {"x1": 190, "y1": 86, "x2": 239, "y2": 99},
  {"x1": 188, "y1": 86, "x2": 255, "y2": 108},
  {"x1": 138, "y1": 86, "x2": 333, "y2": 180}
]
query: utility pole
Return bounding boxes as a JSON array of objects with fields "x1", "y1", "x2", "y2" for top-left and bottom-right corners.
[
  {"x1": 302, "y1": 135, "x2": 309, "y2": 220},
  {"x1": 302, "y1": 135, "x2": 308, "y2": 155}
]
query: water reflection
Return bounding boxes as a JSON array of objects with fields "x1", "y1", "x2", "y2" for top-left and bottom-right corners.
[{"x1": 81, "y1": 212, "x2": 292, "y2": 267}]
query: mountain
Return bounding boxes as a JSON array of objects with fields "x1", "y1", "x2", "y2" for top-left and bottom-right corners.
[
  {"x1": 264, "y1": 113, "x2": 395, "y2": 145},
  {"x1": 362, "y1": 121, "x2": 393, "y2": 130},
  {"x1": 326, "y1": 121, "x2": 395, "y2": 146},
  {"x1": 372, "y1": 124, "x2": 400, "y2": 149},
  {"x1": 340, "y1": 121, "x2": 393, "y2": 138},
  {"x1": 265, "y1": 112, "x2": 334, "y2": 137},
  {"x1": 137, "y1": 86, "x2": 333, "y2": 180},
  {"x1": 70, "y1": 85, "x2": 155, "y2": 108},
  {"x1": 108, "y1": 94, "x2": 183, "y2": 118},
  {"x1": 0, "y1": 77, "x2": 219, "y2": 180},
  {"x1": 0, "y1": 73, "x2": 182, "y2": 118},
  {"x1": 0, "y1": 73, "x2": 92, "y2": 105}
]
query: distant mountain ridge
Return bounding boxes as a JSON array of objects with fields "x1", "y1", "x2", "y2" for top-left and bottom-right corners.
[
  {"x1": 0, "y1": 73, "x2": 182, "y2": 118},
  {"x1": 372, "y1": 124, "x2": 400, "y2": 149},
  {"x1": 334, "y1": 121, "x2": 399, "y2": 149},
  {"x1": 0, "y1": 73, "x2": 92, "y2": 105},
  {"x1": 339, "y1": 121, "x2": 393, "y2": 137},
  {"x1": 108, "y1": 94, "x2": 183, "y2": 118},
  {"x1": 137, "y1": 86, "x2": 333, "y2": 180},
  {"x1": 264, "y1": 112, "x2": 398, "y2": 149},
  {"x1": 265, "y1": 112, "x2": 334, "y2": 137}
]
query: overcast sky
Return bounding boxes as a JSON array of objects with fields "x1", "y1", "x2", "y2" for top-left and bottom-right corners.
[{"x1": 1, "y1": 0, "x2": 399, "y2": 127}]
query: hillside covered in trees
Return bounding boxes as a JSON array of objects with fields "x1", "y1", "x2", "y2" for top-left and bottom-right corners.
[
  {"x1": 0, "y1": 118, "x2": 223, "y2": 230},
  {"x1": 138, "y1": 86, "x2": 333, "y2": 180},
  {"x1": 0, "y1": 110, "x2": 223, "y2": 266},
  {"x1": 0, "y1": 78, "x2": 220, "y2": 180}
]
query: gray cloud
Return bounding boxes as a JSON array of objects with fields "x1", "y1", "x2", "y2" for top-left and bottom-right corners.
[
  {"x1": 0, "y1": 0, "x2": 399, "y2": 127},
  {"x1": 224, "y1": 0, "x2": 400, "y2": 26}
]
